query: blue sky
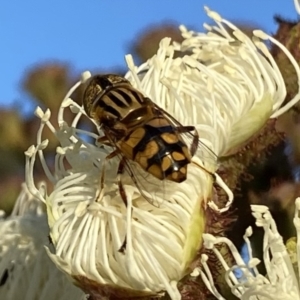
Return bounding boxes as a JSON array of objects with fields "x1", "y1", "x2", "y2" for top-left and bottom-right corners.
[{"x1": 0, "y1": 0, "x2": 298, "y2": 112}]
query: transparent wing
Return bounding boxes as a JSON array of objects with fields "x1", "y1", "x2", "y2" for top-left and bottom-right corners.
[
  {"x1": 97, "y1": 139, "x2": 168, "y2": 208},
  {"x1": 152, "y1": 103, "x2": 218, "y2": 173},
  {"x1": 120, "y1": 154, "x2": 169, "y2": 208}
]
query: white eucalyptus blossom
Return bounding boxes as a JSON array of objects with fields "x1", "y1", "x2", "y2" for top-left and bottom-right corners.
[
  {"x1": 0, "y1": 183, "x2": 85, "y2": 300},
  {"x1": 197, "y1": 199, "x2": 300, "y2": 300},
  {"x1": 25, "y1": 6, "x2": 300, "y2": 300}
]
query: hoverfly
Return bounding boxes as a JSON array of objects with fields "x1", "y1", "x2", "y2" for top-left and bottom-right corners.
[{"x1": 83, "y1": 74, "x2": 216, "y2": 250}]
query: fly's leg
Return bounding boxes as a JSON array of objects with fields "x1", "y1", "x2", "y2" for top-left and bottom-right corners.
[
  {"x1": 116, "y1": 156, "x2": 128, "y2": 206},
  {"x1": 96, "y1": 135, "x2": 132, "y2": 252},
  {"x1": 96, "y1": 136, "x2": 133, "y2": 252},
  {"x1": 116, "y1": 156, "x2": 133, "y2": 253},
  {"x1": 95, "y1": 149, "x2": 119, "y2": 202},
  {"x1": 96, "y1": 135, "x2": 117, "y2": 190},
  {"x1": 118, "y1": 236, "x2": 127, "y2": 254},
  {"x1": 97, "y1": 135, "x2": 113, "y2": 147}
]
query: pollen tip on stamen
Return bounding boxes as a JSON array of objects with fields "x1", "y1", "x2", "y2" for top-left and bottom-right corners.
[
  {"x1": 248, "y1": 258, "x2": 260, "y2": 268},
  {"x1": 190, "y1": 267, "x2": 201, "y2": 277},
  {"x1": 253, "y1": 29, "x2": 268, "y2": 40},
  {"x1": 125, "y1": 54, "x2": 135, "y2": 70},
  {"x1": 56, "y1": 146, "x2": 65, "y2": 155},
  {"x1": 42, "y1": 109, "x2": 51, "y2": 122},
  {"x1": 159, "y1": 37, "x2": 172, "y2": 49},
  {"x1": 37, "y1": 181, "x2": 47, "y2": 195},
  {"x1": 207, "y1": 201, "x2": 219, "y2": 210},
  {"x1": 58, "y1": 120, "x2": 66, "y2": 128},
  {"x1": 204, "y1": 6, "x2": 222, "y2": 22},
  {"x1": 203, "y1": 23, "x2": 212, "y2": 31},
  {"x1": 203, "y1": 6, "x2": 210, "y2": 13},
  {"x1": 201, "y1": 254, "x2": 209, "y2": 263},
  {"x1": 250, "y1": 205, "x2": 269, "y2": 213},
  {"x1": 61, "y1": 98, "x2": 74, "y2": 108},
  {"x1": 34, "y1": 106, "x2": 45, "y2": 119},
  {"x1": 203, "y1": 233, "x2": 216, "y2": 249},
  {"x1": 232, "y1": 30, "x2": 247, "y2": 42},
  {"x1": 81, "y1": 71, "x2": 91, "y2": 83},
  {"x1": 70, "y1": 104, "x2": 81, "y2": 114},
  {"x1": 39, "y1": 139, "x2": 49, "y2": 150},
  {"x1": 179, "y1": 25, "x2": 187, "y2": 33},
  {"x1": 24, "y1": 145, "x2": 36, "y2": 157},
  {"x1": 245, "y1": 226, "x2": 253, "y2": 237}
]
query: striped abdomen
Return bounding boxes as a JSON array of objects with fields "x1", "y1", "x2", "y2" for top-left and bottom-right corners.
[{"x1": 118, "y1": 118, "x2": 191, "y2": 183}]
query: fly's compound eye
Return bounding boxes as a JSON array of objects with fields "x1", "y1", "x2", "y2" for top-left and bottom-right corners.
[
  {"x1": 105, "y1": 74, "x2": 130, "y2": 86},
  {"x1": 83, "y1": 77, "x2": 104, "y2": 117},
  {"x1": 92, "y1": 74, "x2": 128, "y2": 89}
]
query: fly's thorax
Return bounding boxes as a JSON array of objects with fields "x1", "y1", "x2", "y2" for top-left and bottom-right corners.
[
  {"x1": 83, "y1": 74, "x2": 145, "y2": 122},
  {"x1": 120, "y1": 105, "x2": 156, "y2": 130},
  {"x1": 98, "y1": 103, "x2": 156, "y2": 145},
  {"x1": 92, "y1": 88, "x2": 149, "y2": 128},
  {"x1": 83, "y1": 74, "x2": 128, "y2": 114}
]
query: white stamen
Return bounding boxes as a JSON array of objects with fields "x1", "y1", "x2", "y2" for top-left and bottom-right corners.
[
  {"x1": 202, "y1": 201, "x2": 300, "y2": 299},
  {"x1": 0, "y1": 183, "x2": 84, "y2": 300},
  {"x1": 295, "y1": 0, "x2": 300, "y2": 14}
]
